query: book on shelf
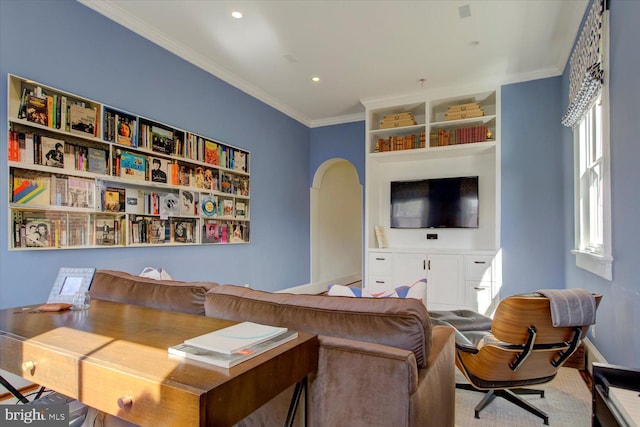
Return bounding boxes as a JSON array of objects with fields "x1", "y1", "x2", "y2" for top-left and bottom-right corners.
[
  {"x1": 177, "y1": 165, "x2": 193, "y2": 186},
  {"x1": 180, "y1": 190, "x2": 198, "y2": 216},
  {"x1": 116, "y1": 114, "x2": 137, "y2": 147},
  {"x1": 233, "y1": 151, "x2": 248, "y2": 172},
  {"x1": 24, "y1": 217, "x2": 52, "y2": 248},
  {"x1": 235, "y1": 202, "x2": 246, "y2": 219},
  {"x1": 220, "y1": 174, "x2": 233, "y2": 194},
  {"x1": 238, "y1": 176, "x2": 250, "y2": 196},
  {"x1": 87, "y1": 147, "x2": 108, "y2": 175},
  {"x1": 103, "y1": 187, "x2": 125, "y2": 212},
  {"x1": 169, "y1": 329, "x2": 297, "y2": 369},
  {"x1": 118, "y1": 151, "x2": 147, "y2": 181},
  {"x1": 94, "y1": 217, "x2": 118, "y2": 246},
  {"x1": 194, "y1": 166, "x2": 206, "y2": 189},
  {"x1": 204, "y1": 140, "x2": 219, "y2": 166},
  {"x1": 150, "y1": 219, "x2": 167, "y2": 244},
  {"x1": 50, "y1": 175, "x2": 68, "y2": 206},
  {"x1": 25, "y1": 94, "x2": 48, "y2": 126},
  {"x1": 201, "y1": 194, "x2": 218, "y2": 217},
  {"x1": 59, "y1": 96, "x2": 68, "y2": 131},
  {"x1": 222, "y1": 199, "x2": 233, "y2": 217},
  {"x1": 150, "y1": 157, "x2": 169, "y2": 183},
  {"x1": 183, "y1": 322, "x2": 290, "y2": 355},
  {"x1": 125, "y1": 188, "x2": 145, "y2": 214},
  {"x1": 151, "y1": 126, "x2": 173, "y2": 155},
  {"x1": 172, "y1": 218, "x2": 196, "y2": 243},
  {"x1": 40, "y1": 136, "x2": 65, "y2": 168},
  {"x1": 24, "y1": 132, "x2": 35, "y2": 164},
  {"x1": 67, "y1": 177, "x2": 94, "y2": 208},
  {"x1": 12, "y1": 175, "x2": 50, "y2": 206},
  {"x1": 231, "y1": 224, "x2": 247, "y2": 243},
  {"x1": 68, "y1": 104, "x2": 97, "y2": 137},
  {"x1": 202, "y1": 222, "x2": 218, "y2": 243},
  {"x1": 374, "y1": 225, "x2": 389, "y2": 248},
  {"x1": 159, "y1": 193, "x2": 179, "y2": 217},
  {"x1": 8, "y1": 130, "x2": 19, "y2": 161}
]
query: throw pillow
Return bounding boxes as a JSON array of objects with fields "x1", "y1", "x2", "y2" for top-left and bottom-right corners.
[
  {"x1": 139, "y1": 266, "x2": 173, "y2": 280},
  {"x1": 327, "y1": 278, "x2": 426, "y2": 301},
  {"x1": 371, "y1": 278, "x2": 427, "y2": 302},
  {"x1": 327, "y1": 284, "x2": 373, "y2": 298}
]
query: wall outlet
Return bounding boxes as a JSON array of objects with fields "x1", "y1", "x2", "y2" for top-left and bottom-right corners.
[{"x1": 426, "y1": 234, "x2": 438, "y2": 240}]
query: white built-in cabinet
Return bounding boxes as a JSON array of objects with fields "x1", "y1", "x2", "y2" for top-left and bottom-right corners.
[
  {"x1": 367, "y1": 250, "x2": 498, "y2": 314},
  {"x1": 362, "y1": 86, "x2": 502, "y2": 314}
]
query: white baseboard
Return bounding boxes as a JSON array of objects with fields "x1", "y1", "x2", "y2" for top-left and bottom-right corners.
[
  {"x1": 278, "y1": 274, "x2": 361, "y2": 295},
  {"x1": 583, "y1": 337, "x2": 607, "y2": 375}
]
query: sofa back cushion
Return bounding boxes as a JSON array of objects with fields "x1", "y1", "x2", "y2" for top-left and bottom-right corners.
[
  {"x1": 205, "y1": 285, "x2": 432, "y2": 368},
  {"x1": 90, "y1": 270, "x2": 217, "y2": 315}
]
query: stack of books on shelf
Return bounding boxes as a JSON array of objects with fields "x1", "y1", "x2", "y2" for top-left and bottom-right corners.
[
  {"x1": 375, "y1": 131, "x2": 426, "y2": 152},
  {"x1": 429, "y1": 125, "x2": 490, "y2": 147},
  {"x1": 444, "y1": 102, "x2": 484, "y2": 121},
  {"x1": 17, "y1": 84, "x2": 99, "y2": 137},
  {"x1": 379, "y1": 112, "x2": 417, "y2": 129},
  {"x1": 169, "y1": 321, "x2": 297, "y2": 368}
]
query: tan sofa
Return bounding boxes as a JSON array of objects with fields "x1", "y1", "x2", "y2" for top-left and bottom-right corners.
[{"x1": 89, "y1": 270, "x2": 455, "y2": 427}]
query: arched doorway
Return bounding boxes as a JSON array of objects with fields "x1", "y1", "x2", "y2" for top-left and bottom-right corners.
[{"x1": 310, "y1": 159, "x2": 362, "y2": 290}]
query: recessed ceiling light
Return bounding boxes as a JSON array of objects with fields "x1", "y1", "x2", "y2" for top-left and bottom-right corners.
[
  {"x1": 231, "y1": 10, "x2": 243, "y2": 19},
  {"x1": 311, "y1": 76, "x2": 320, "y2": 83}
]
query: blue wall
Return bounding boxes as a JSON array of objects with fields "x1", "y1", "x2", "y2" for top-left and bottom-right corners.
[
  {"x1": 501, "y1": 78, "x2": 566, "y2": 296},
  {"x1": 560, "y1": 0, "x2": 640, "y2": 368},
  {"x1": 1, "y1": 0, "x2": 637, "y2": 367},
  {"x1": 0, "y1": 0, "x2": 311, "y2": 307},
  {"x1": 309, "y1": 121, "x2": 365, "y2": 186}
]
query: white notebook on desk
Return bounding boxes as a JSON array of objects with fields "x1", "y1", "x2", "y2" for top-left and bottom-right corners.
[
  {"x1": 184, "y1": 322, "x2": 288, "y2": 354},
  {"x1": 609, "y1": 386, "x2": 640, "y2": 427}
]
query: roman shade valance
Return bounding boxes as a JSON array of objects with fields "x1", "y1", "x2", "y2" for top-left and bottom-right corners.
[{"x1": 561, "y1": 0, "x2": 605, "y2": 128}]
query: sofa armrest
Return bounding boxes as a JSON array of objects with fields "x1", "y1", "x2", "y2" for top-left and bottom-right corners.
[
  {"x1": 411, "y1": 325, "x2": 456, "y2": 427},
  {"x1": 310, "y1": 335, "x2": 419, "y2": 427}
]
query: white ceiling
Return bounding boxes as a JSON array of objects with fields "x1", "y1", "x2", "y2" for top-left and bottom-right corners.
[{"x1": 80, "y1": 0, "x2": 587, "y2": 127}]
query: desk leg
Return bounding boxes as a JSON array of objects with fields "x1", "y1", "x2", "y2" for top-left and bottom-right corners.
[
  {"x1": 285, "y1": 376, "x2": 307, "y2": 427},
  {"x1": 0, "y1": 375, "x2": 29, "y2": 404}
]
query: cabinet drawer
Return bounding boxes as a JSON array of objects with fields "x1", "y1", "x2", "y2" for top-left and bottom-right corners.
[
  {"x1": 369, "y1": 253, "x2": 392, "y2": 276},
  {"x1": 465, "y1": 256, "x2": 493, "y2": 281},
  {"x1": 80, "y1": 361, "x2": 200, "y2": 426},
  {"x1": 0, "y1": 335, "x2": 79, "y2": 398},
  {"x1": 466, "y1": 281, "x2": 493, "y2": 315}
]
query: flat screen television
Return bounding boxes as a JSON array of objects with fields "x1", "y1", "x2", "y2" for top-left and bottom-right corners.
[{"x1": 390, "y1": 176, "x2": 479, "y2": 228}]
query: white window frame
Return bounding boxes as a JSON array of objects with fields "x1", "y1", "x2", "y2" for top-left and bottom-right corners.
[{"x1": 571, "y1": 11, "x2": 612, "y2": 280}]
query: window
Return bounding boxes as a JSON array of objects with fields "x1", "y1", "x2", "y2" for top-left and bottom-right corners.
[
  {"x1": 572, "y1": 92, "x2": 612, "y2": 280},
  {"x1": 569, "y1": 2, "x2": 611, "y2": 280}
]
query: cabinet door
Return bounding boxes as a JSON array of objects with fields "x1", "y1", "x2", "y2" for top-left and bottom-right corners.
[
  {"x1": 426, "y1": 254, "x2": 464, "y2": 309},
  {"x1": 392, "y1": 253, "x2": 427, "y2": 287}
]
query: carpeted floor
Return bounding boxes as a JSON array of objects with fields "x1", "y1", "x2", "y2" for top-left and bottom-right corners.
[{"x1": 455, "y1": 367, "x2": 592, "y2": 426}]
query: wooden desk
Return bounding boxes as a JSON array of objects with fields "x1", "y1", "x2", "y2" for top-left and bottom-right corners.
[
  {"x1": 592, "y1": 363, "x2": 640, "y2": 427},
  {"x1": 0, "y1": 299, "x2": 318, "y2": 426}
]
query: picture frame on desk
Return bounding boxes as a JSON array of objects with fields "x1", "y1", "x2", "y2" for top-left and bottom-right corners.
[{"x1": 46, "y1": 267, "x2": 96, "y2": 305}]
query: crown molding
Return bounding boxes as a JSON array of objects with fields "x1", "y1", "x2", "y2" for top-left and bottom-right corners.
[
  {"x1": 78, "y1": 0, "x2": 313, "y2": 127},
  {"x1": 309, "y1": 112, "x2": 365, "y2": 128}
]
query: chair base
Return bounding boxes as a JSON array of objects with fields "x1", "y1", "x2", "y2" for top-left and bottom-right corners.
[{"x1": 456, "y1": 383, "x2": 549, "y2": 425}]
